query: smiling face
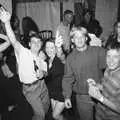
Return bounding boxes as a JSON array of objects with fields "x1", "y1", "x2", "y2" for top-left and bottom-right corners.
[
  {"x1": 45, "y1": 41, "x2": 56, "y2": 59},
  {"x1": 72, "y1": 30, "x2": 87, "y2": 50},
  {"x1": 29, "y1": 36, "x2": 42, "y2": 54},
  {"x1": 106, "y1": 49, "x2": 120, "y2": 70}
]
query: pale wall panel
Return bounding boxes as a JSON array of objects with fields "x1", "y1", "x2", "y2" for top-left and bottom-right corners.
[{"x1": 16, "y1": 2, "x2": 60, "y2": 35}]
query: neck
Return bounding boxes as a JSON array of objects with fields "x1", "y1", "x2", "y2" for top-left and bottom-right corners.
[
  {"x1": 76, "y1": 45, "x2": 87, "y2": 52},
  {"x1": 50, "y1": 54, "x2": 55, "y2": 61},
  {"x1": 63, "y1": 20, "x2": 69, "y2": 27},
  {"x1": 31, "y1": 50, "x2": 38, "y2": 57}
]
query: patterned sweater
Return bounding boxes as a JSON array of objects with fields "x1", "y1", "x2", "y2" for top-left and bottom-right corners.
[{"x1": 96, "y1": 68, "x2": 120, "y2": 120}]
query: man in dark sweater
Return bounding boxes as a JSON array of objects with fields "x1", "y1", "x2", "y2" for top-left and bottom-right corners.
[{"x1": 62, "y1": 27, "x2": 106, "y2": 120}]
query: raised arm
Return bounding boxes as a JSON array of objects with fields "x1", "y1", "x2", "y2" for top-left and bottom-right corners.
[
  {"x1": 0, "y1": 33, "x2": 10, "y2": 52},
  {"x1": 55, "y1": 30, "x2": 65, "y2": 63},
  {"x1": 0, "y1": 7, "x2": 22, "y2": 54}
]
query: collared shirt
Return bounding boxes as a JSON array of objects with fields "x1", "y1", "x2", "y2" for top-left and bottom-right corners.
[
  {"x1": 15, "y1": 46, "x2": 47, "y2": 84},
  {"x1": 96, "y1": 68, "x2": 120, "y2": 119},
  {"x1": 102, "y1": 67, "x2": 120, "y2": 109}
]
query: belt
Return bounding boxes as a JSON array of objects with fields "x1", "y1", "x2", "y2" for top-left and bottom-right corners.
[{"x1": 23, "y1": 78, "x2": 43, "y2": 86}]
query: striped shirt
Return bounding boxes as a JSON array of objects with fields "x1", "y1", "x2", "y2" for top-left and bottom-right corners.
[{"x1": 96, "y1": 68, "x2": 120, "y2": 120}]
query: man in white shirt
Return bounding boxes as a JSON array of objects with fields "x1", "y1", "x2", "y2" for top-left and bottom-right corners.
[
  {"x1": 0, "y1": 7, "x2": 49, "y2": 120},
  {"x1": 56, "y1": 10, "x2": 73, "y2": 55}
]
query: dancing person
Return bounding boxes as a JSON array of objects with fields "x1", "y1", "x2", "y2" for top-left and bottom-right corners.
[
  {"x1": 62, "y1": 26, "x2": 106, "y2": 120},
  {"x1": 88, "y1": 43, "x2": 120, "y2": 120},
  {"x1": 45, "y1": 39, "x2": 65, "y2": 120},
  {"x1": 0, "y1": 7, "x2": 49, "y2": 120},
  {"x1": 56, "y1": 10, "x2": 73, "y2": 56}
]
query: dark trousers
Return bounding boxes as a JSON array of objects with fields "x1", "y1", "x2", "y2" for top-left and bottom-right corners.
[
  {"x1": 0, "y1": 75, "x2": 33, "y2": 120},
  {"x1": 76, "y1": 94, "x2": 95, "y2": 120}
]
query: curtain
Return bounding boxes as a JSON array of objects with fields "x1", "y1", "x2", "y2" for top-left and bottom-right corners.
[
  {"x1": 95, "y1": 0, "x2": 118, "y2": 40},
  {"x1": 16, "y1": 1, "x2": 60, "y2": 36}
]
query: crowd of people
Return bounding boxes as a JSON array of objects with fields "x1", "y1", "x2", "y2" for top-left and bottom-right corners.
[{"x1": 0, "y1": 3, "x2": 120, "y2": 120}]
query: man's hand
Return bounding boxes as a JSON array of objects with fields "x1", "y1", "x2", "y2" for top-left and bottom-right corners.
[
  {"x1": 55, "y1": 30, "x2": 63, "y2": 48},
  {"x1": 88, "y1": 33, "x2": 102, "y2": 47},
  {"x1": 0, "y1": 7, "x2": 11, "y2": 23},
  {"x1": 87, "y1": 78, "x2": 96, "y2": 87},
  {"x1": 88, "y1": 85, "x2": 103, "y2": 101},
  {"x1": 64, "y1": 98, "x2": 72, "y2": 109},
  {"x1": 36, "y1": 70, "x2": 44, "y2": 79}
]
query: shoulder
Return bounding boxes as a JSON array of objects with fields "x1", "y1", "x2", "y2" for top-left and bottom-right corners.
[
  {"x1": 113, "y1": 68, "x2": 120, "y2": 79},
  {"x1": 17, "y1": 46, "x2": 30, "y2": 59},
  {"x1": 54, "y1": 56, "x2": 64, "y2": 65},
  {"x1": 57, "y1": 22, "x2": 64, "y2": 30},
  {"x1": 66, "y1": 49, "x2": 77, "y2": 61},
  {"x1": 89, "y1": 46, "x2": 106, "y2": 53}
]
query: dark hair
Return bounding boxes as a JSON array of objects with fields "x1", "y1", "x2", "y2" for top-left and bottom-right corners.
[
  {"x1": 22, "y1": 16, "x2": 39, "y2": 37},
  {"x1": 83, "y1": 9, "x2": 93, "y2": 17},
  {"x1": 29, "y1": 33, "x2": 41, "y2": 42},
  {"x1": 108, "y1": 42, "x2": 120, "y2": 51},
  {"x1": 43, "y1": 39, "x2": 55, "y2": 62},
  {"x1": 10, "y1": 14, "x2": 20, "y2": 30},
  {"x1": 64, "y1": 10, "x2": 73, "y2": 16}
]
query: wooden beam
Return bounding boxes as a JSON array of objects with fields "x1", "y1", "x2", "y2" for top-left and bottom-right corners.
[
  {"x1": 60, "y1": 2, "x2": 63, "y2": 21},
  {"x1": 118, "y1": 0, "x2": 120, "y2": 20}
]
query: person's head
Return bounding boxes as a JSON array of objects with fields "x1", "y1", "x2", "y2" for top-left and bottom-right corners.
[
  {"x1": 71, "y1": 27, "x2": 88, "y2": 50},
  {"x1": 29, "y1": 34, "x2": 43, "y2": 54},
  {"x1": 22, "y1": 16, "x2": 39, "y2": 37},
  {"x1": 106, "y1": 43, "x2": 120, "y2": 70},
  {"x1": 45, "y1": 40, "x2": 56, "y2": 59},
  {"x1": 88, "y1": 19, "x2": 103, "y2": 37},
  {"x1": 63, "y1": 10, "x2": 73, "y2": 25}
]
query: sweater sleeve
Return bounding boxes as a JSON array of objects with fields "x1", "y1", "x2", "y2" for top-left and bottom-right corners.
[
  {"x1": 62, "y1": 56, "x2": 75, "y2": 99},
  {"x1": 98, "y1": 47, "x2": 106, "y2": 69}
]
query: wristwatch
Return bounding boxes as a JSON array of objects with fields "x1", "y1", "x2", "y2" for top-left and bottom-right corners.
[{"x1": 100, "y1": 96, "x2": 104, "y2": 103}]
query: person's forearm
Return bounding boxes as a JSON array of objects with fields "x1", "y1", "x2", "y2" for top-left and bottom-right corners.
[
  {"x1": 4, "y1": 21, "x2": 17, "y2": 46},
  {"x1": 0, "y1": 34, "x2": 9, "y2": 41},
  {"x1": 62, "y1": 78, "x2": 73, "y2": 99},
  {"x1": 0, "y1": 41, "x2": 10, "y2": 52},
  {"x1": 56, "y1": 47, "x2": 65, "y2": 63},
  {"x1": 56, "y1": 47, "x2": 63, "y2": 56},
  {"x1": 100, "y1": 96, "x2": 120, "y2": 113}
]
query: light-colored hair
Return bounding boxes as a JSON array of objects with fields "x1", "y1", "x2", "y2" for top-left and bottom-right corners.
[{"x1": 70, "y1": 26, "x2": 88, "y2": 38}]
